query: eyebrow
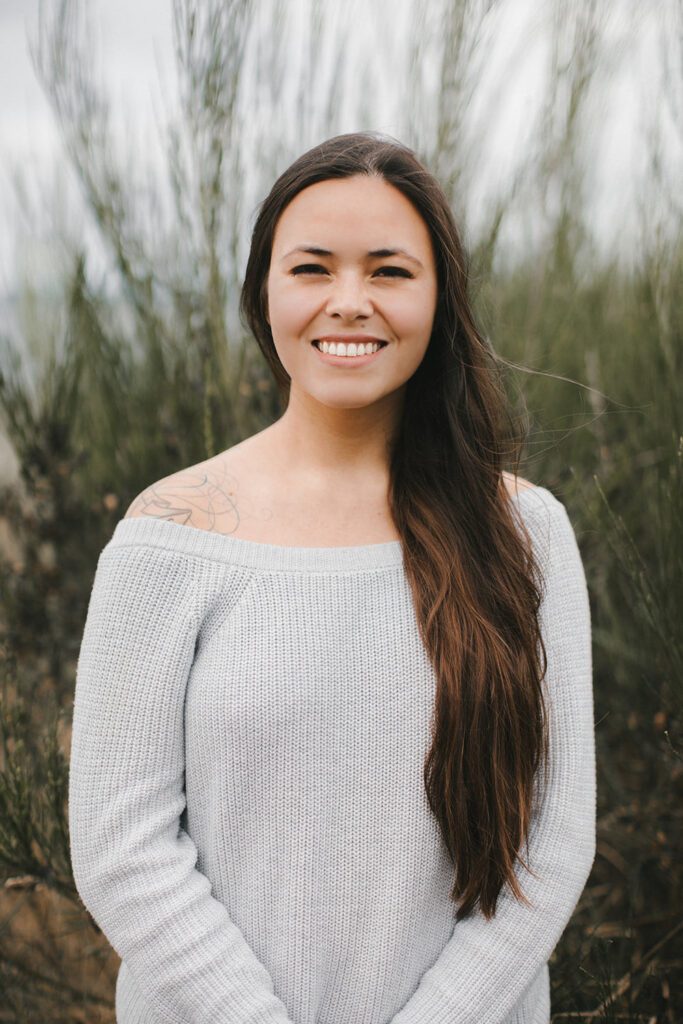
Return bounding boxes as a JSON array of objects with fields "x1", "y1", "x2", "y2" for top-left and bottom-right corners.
[{"x1": 280, "y1": 245, "x2": 424, "y2": 269}]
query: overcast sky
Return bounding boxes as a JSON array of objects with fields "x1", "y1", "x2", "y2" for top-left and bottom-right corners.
[{"x1": 0, "y1": 0, "x2": 681, "y2": 300}]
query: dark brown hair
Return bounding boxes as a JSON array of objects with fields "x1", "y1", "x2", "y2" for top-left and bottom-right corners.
[{"x1": 240, "y1": 131, "x2": 549, "y2": 921}]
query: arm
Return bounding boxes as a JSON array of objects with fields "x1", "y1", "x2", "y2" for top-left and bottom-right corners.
[
  {"x1": 68, "y1": 541, "x2": 294, "y2": 1024},
  {"x1": 391, "y1": 496, "x2": 596, "y2": 1024}
]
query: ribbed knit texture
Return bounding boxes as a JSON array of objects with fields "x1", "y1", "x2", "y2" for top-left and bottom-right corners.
[{"x1": 68, "y1": 484, "x2": 595, "y2": 1024}]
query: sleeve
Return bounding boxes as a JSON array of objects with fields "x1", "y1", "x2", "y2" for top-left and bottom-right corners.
[
  {"x1": 68, "y1": 542, "x2": 295, "y2": 1024},
  {"x1": 390, "y1": 496, "x2": 597, "y2": 1024}
]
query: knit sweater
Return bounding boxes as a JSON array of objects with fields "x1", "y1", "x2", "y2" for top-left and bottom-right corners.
[{"x1": 68, "y1": 483, "x2": 596, "y2": 1024}]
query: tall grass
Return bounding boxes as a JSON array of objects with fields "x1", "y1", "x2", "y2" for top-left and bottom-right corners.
[{"x1": 0, "y1": 0, "x2": 681, "y2": 1019}]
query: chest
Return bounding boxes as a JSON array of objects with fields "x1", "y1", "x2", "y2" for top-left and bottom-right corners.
[
  {"x1": 205, "y1": 450, "x2": 401, "y2": 547},
  {"x1": 185, "y1": 570, "x2": 436, "y2": 775}
]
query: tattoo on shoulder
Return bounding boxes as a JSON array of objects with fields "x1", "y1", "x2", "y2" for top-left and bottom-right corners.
[{"x1": 125, "y1": 460, "x2": 249, "y2": 534}]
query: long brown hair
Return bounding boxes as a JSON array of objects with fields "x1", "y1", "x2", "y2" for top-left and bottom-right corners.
[{"x1": 240, "y1": 131, "x2": 549, "y2": 922}]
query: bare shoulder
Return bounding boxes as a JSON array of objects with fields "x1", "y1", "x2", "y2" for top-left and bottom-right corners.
[
  {"x1": 501, "y1": 471, "x2": 537, "y2": 498},
  {"x1": 123, "y1": 449, "x2": 246, "y2": 532}
]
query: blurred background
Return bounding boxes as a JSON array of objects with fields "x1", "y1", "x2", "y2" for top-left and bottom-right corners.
[{"x1": 0, "y1": 0, "x2": 681, "y2": 1020}]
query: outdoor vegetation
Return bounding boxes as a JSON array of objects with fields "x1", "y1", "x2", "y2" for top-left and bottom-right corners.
[{"x1": 0, "y1": 0, "x2": 681, "y2": 1020}]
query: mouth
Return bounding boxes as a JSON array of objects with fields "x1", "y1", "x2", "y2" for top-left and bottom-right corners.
[
  {"x1": 311, "y1": 339, "x2": 389, "y2": 368},
  {"x1": 311, "y1": 339, "x2": 387, "y2": 368},
  {"x1": 311, "y1": 342, "x2": 387, "y2": 354}
]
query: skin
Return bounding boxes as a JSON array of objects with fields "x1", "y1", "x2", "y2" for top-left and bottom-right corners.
[
  {"x1": 125, "y1": 174, "x2": 532, "y2": 536},
  {"x1": 261, "y1": 173, "x2": 439, "y2": 496}
]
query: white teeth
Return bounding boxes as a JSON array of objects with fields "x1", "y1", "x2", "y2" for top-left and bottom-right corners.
[{"x1": 318, "y1": 341, "x2": 381, "y2": 356}]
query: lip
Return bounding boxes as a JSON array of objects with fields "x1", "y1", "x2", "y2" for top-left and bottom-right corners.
[{"x1": 311, "y1": 336, "x2": 387, "y2": 368}]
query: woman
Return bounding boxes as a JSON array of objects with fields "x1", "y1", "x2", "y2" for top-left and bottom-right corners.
[{"x1": 69, "y1": 131, "x2": 596, "y2": 1024}]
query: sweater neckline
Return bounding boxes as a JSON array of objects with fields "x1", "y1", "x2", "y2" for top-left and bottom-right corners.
[{"x1": 109, "y1": 486, "x2": 540, "y2": 573}]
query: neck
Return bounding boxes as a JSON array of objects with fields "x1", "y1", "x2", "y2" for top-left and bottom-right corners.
[{"x1": 266, "y1": 387, "x2": 404, "y2": 492}]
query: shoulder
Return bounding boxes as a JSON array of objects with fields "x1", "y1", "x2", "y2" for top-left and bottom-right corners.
[
  {"x1": 506, "y1": 484, "x2": 586, "y2": 600},
  {"x1": 123, "y1": 453, "x2": 239, "y2": 530},
  {"x1": 501, "y1": 472, "x2": 567, "y2": 520},
  {"x1": 501, "y1": 471, "x2": 538, "y2": 499},
  {"x1": 502, "y1": 476, "x2": 580, "y2": 564}
]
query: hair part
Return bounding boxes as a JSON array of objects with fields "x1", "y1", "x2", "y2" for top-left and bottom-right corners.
[{"x1": 240, "y1": 130, "x2": 549, "y2": 921}]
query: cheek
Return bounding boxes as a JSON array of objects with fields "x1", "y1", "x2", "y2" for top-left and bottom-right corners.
[
  {"x1": 268, "y1": 281, "x2": 319, "y2": 338},
  {"x1": 391, "y1": 288, "x2": 437, "y2": 339}
]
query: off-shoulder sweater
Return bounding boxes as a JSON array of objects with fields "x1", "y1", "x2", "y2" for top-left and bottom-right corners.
[{"x1": 68, "y1": 483, "x2": 596, "y2": 1024}]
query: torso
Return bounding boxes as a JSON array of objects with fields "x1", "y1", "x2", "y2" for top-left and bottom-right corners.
[{"x1": 125, "y1": 430, "x2": 535, "y2": 547}]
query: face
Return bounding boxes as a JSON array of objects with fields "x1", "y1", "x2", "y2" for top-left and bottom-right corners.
[{"x1": 266, "y1": 174, "x2": 438, "y2": 412}]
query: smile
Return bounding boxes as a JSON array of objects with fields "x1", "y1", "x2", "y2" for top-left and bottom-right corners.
[{"x1": 311, "y1": 339, "x2": 388, "y2": 366}]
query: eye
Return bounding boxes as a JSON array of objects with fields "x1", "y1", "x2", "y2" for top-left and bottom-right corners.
[
  {"x1": 374, "y1": 266, "x2": 414, "y2": 278},
  {"x1": 290, "y1": 264, "x2": 328, "y2": 275}
]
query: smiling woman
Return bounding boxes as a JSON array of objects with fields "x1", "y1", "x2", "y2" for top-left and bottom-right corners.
[{"x1": 68, "y1": 131, "x2": 595, "y2": 1024}]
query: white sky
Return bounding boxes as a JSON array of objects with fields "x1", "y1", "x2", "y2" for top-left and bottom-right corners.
[{"x1": 0, "y1": 0, "x2": 681, "y2": 299}]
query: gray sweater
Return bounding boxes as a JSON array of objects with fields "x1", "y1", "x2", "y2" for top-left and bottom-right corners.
[{"x1": 68, "y1": 483, "x2": 596, "y2": 1024}]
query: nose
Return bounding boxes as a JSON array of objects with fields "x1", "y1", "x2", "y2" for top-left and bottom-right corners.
[{"x1": 324, "y1": 271, "x2": 373, "y2": 321}]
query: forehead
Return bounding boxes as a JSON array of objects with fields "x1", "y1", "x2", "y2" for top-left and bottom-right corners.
[{"x1": 271, "y1": 175, "x2": 433, "y2": 257}]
